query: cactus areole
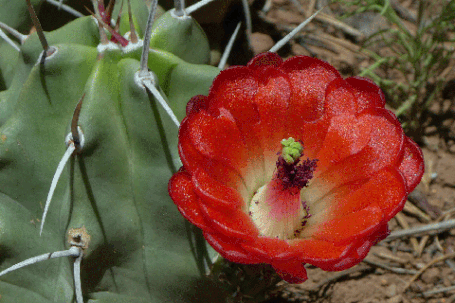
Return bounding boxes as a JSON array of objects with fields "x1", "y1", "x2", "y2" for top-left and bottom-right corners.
[{"x1": 168, "y1": 52, "x2": 425, "y2": 284}]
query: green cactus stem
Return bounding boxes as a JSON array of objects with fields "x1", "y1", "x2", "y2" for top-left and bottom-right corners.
[{"x1": 0, "y1": 0, "x2": 223, "y2": 302}]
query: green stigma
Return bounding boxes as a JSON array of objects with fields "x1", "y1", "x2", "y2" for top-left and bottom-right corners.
[{"x1": 281, "y1": 137, "x2": 303, "y2": 164}]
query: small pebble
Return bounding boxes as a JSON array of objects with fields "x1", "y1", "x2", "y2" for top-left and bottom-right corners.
[
  {"x1": 421, "y1": 267, "x2": 440, "y2": 284},
  {"x1": 415, "y1": 262, "x2": 425, "y2": 269},
  {"x1": 250, "y1": 32, "x2": 275, "y2": 55},
  {"x1": 386, "y1": 284, "x2": 397, "y2": 298}
]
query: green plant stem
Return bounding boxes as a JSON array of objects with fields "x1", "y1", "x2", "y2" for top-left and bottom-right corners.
[{"x1": 395, "y1": 95, "x2": 417, "y2": 117}]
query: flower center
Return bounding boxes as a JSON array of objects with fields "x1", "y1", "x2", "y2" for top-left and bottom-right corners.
[{"x1": 248, "y1": 138, "x2": 318, "y2": 240}]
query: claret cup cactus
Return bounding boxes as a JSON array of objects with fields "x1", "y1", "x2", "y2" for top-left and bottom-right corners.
[{"x1": 0, "y1": 1, "x2": 424, "y2": 302}]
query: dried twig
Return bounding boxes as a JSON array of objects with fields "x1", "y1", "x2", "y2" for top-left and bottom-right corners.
[
  {"x1": 417, "y1": 235, "x2": 430, "y2": 257},
  {"x1": 385, "y1": 219, "x2": 455, "y2": 242},
  {"x1": 395, "y1": 212, "x2": 420, "y2": 254},
  {"x1": 363, "y1": 258, "x2": 418, "y2": 275},
  {"x1": 421, "y1": 285, "x2": 455, "y2": 297},
  {"x1": 315, "y1": 12, "x2": 364, "y2": 39},
  {"x1": 403, "y1": 201, "x2": 432, "y2": 222},
  {"x1": 312, "y1": 265, "x2": 372, "y2": 290},
  {"x1": 442, "y1": 207, "x2": 455, "y2": 218},
  {"x1": 390, "y1": 0, "x2": 417, "y2": 23},
  {"x1": 374, "y1": 251, "x2": 409, "y2": 265},
  {"x1": 408, "y1": 190, "x2": 441, "y2": 219},
  {"x1": 402, "y1": 252, "x2": 455, "y2": 292},
  {"x1": 306, "y1": 0, "x2": 317, "y2": 18}
]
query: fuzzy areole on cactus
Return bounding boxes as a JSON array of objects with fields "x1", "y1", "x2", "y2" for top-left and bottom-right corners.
[{"x1": 168, "y1": 51, "x2": 425, "y2": 284}]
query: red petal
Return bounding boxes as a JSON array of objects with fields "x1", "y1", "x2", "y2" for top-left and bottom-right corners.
[
  {"x1": 204, "y1": 65, "x2": 267, "y2": 184},
  {"x1": 178, "y1": 117, "x2": 247, "y2": 193},
  {"x1": 309, "y1": 108, "x2": 404, "y2": 200},
  {"x1": 181, "y1": 109, "x2": 263, "y2": 193},
  {"x1": 398, "y1": 137, "x2": 424, "y2": 193},
  {"x1": 186, "y1": 111, "x2": 247, "y2": 169},
  {"x1": 287, "y1": 116, "x2": 331, "y2": 159},
  {"x1": 346, "y1": 76, "x2": 386, "y2": 112},
  {"x1": 323, "y1": 223, "x2": 389, "y2": 271},
  {"x1": 324, "y1": 78, "x2": 357, "y2": 117},
  {"x1": 241, "y1": 237, "x2": 300, "y2": 262},
  {"x1": 168, "y1": 170, "x2": 213, "y2": 232},
  {"x1": 192, "y1": 169, "x2": 245, "y2": 210},
  {"x1": 304, "y1": 205, "x2": 384, "y2": 246},
  {"x1": 199, "y1": 202, "x2": 260, "y2": 240},
  {"x1": 204, "y1": 232, "x2": 262, "y2": 264},
  {"x1": 207, "y1": 66, "x2": 259, "y2": 121},
  {"x1": 316, "y1": 114, "x2": 373, "y2": 168},
  {"x1": 310, "y1": 167, "x2": 407, "y2": 222},
  {"x1": 192, "y1": 170, "x2": 245, "y2": 210},
  {"x1": 247, "y1": 52, "x2": 283, "y2": 68},
  {"x1": 281, "y1": 56, "x2": 340, "y2": 122},
  {"x1": 207, "y1": 62, "x2": 292, "y2": 180},
  {"x1": 250, "y1": 69, "x2": 291, "y2": 176},
  {"x1": 272, "y1": 260, "x2": 308, "y2": 284},
  {"x1": 292, "y1": 238, "x2": 352, "y2": 267},
  {"x1": 186, "y1": 95, "x2": 208, "y2": 115}
]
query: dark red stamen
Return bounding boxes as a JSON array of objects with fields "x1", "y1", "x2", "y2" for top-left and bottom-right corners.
[{"x1": 275, "y1": 153, "x2": 318, "y2": 190}]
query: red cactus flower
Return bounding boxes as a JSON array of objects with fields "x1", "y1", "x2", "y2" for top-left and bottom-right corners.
[{"x1": 168, "y1": 52, "x2": 424, "y2": 283}]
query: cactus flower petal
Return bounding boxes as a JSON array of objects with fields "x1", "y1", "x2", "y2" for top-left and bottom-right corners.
[{"x1": 168, "y1": 52, "x2": 424, "y2": 283}]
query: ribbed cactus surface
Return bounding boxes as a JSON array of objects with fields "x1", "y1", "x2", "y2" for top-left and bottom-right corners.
[{"x1": 0, "y1": 0, "x2": 224, "y2": 301}]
